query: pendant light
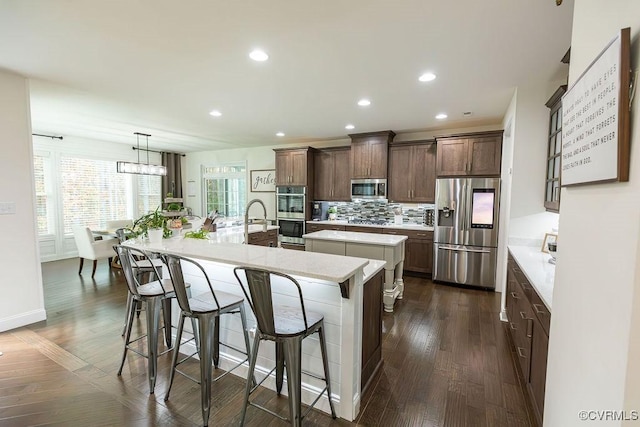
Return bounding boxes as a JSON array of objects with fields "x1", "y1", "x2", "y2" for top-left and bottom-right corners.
[{"x1": 116, "y1": 132, "x2": 167, "y2": 176}]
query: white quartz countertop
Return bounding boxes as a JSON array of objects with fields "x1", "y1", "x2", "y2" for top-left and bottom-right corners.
[
  {"x1": 362, "y1": 260, "x2": 386, "y2": 283},
  {"x1": 307, "y1": 220, "x2": 434, "y2": 232},
  {"x1": 303, "y1": 230, "x2": 407, "y2": 246},
  {"x1": 508, "y1": 245, "x2": 555, "y2": 310},
  {"x1": 123, "y1": 235, "x2": 369, "y2": 284},
  {"x1": 203, "y1": 224, "x2": 279, "y2": 244}
]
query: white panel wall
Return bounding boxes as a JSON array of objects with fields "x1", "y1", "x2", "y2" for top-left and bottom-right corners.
[
  {"x1": 544, "y1": 2, "x2": 640, "y2": 426},
  {"x1": 0, "y1": 69, "x2": 46, "y2": 331}
]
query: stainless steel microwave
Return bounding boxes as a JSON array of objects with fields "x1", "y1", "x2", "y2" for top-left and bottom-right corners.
[{"x1": 351, "y1": 179, "x2": 387, "y2": 200}]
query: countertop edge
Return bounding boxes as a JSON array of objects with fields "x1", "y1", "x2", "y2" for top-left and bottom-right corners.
[{"x1": 507, "y1": 245, "x2": 554, "y2": 311}]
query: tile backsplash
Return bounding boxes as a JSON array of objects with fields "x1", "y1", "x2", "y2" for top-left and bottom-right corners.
[{"x1": 323, "y1": 200, "x2": 434, "y2": 225}]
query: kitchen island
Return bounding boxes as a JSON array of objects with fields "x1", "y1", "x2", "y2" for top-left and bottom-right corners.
[
  {"x1": 303, "y1": 230, "x2": 407, "y2": 313},
  {"x1": 122, "y1": 234, "x2": 385, "y2": 421}
]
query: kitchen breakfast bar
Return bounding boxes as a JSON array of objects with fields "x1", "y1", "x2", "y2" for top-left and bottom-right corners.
[{"x1": 122, "y1": 235, "x2": 386, "y2": 421}]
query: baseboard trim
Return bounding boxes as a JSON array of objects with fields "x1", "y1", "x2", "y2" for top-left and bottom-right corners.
[{"x1": 0, "y1": 309, "x2": 47, "y2": 333}]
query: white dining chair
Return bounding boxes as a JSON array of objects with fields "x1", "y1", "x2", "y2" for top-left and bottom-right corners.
[
  {"x1": 72, "y1": 225, "x2": 116, "y2": 278},
  {"x1": 106, "y1": 219, "x2": 133, "y2": 230}
]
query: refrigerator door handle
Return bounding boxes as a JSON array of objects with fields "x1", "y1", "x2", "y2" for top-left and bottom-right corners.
[{"x1": 439, "y1": 245, "x2": 492, "y2": 254}]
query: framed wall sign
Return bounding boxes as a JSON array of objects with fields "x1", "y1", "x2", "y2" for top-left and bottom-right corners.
[
  {"x1": 561, "y1": 27, "x2": 631, "y2": 186},
  {"x1": 250, "y1": 169, "x2": 276, "y2": 192}
]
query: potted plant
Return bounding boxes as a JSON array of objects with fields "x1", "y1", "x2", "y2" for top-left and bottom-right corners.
[
  {"x1": 129, "y1": 207, "x2": 168, "y2": 243},
  {"x1": 328, "y1": 206, "x2": 337, "y2": 220}
]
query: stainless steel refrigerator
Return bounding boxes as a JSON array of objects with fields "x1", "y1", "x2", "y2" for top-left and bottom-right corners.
[{"x1": 433, "y1": 177, "x2": 500, "y2": 289}]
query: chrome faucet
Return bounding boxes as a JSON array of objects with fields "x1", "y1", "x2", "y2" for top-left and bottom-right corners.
[{"x1": 244, "y1": 199, "x2": 268, "y2": 244}]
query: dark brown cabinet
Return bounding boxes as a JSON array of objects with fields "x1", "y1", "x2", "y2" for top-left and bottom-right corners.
[
  {"x1": 506, "y1": 252, "x2": 550, "y2": 427},
  {"x1": 436, "y1": 131, "x2": 503, "y2": 177},
  {"x1": 383, "y1": 228, "x2": 433, "y2": 274},
  {"x1": 361, "y1": 269, "x2": 383, "y2": 391},
  {"x1": 247, "y1": 229, "x2": 278, "y2": 247},
  {"x1": 314, "y1": 147, "x2": 350, "y2": 201},
  {"x1": 306, "y1": 222, "x2": 346, "y2": 233},
  {"x1": 349, "y1": 130, "x2": 395, "y2": 179},
  {"x1": 388, "y1": 140, "x2": 436, "y2": 203},
  {"x1": 274, "y1": 147, "x2": 315, "y2": 186}
]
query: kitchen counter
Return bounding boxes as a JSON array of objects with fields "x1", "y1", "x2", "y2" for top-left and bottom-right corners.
[
  {"x1": 308, "y1": 219, "x2": 434, "y2": 232},
  {"x1": 204, "y1": 224, "x2": 279, "y2": 244},
  {"x1": 123, "y1": 234, "x2": 376, "y2": 421},
  {"x1": 304, "y1": 230, "x2": 406, "y2": 313},
  {"x1": 508, "y1": 245, "x2": 555, "y2": 310}
]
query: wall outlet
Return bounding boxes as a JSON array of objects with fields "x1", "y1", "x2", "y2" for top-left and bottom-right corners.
[{"x1": 0, "y1": 202, "x2": 16, "y2": 215}]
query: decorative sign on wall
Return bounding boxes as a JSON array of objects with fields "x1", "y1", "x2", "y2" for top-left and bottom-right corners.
[
  {"x1": 561, "y1": 27, "x2": 631, "y2": 186},
  {"x1": 250, "y1": 169, "x2": 276, "y2": 192}
]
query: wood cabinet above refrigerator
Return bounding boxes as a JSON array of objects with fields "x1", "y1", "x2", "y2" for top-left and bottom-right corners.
[
  {"x1": 349, "y1": 130, "x2": 395, "y2": 179},
  {"x1": 435, "y1": 130, "x2": 503, "y2": 177}
]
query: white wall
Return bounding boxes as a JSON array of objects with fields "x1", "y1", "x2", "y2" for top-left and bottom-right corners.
[
  {"x1": 0, "y1": 69, "x2": 46, "y2": 331},
  {"x1": 545, "y1": 2, "x2": 640, "y2": 425}
]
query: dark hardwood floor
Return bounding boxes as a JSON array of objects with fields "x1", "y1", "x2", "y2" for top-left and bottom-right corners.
[{"x1": 0, "y1": 259, "x2": 533, "y2": 426}]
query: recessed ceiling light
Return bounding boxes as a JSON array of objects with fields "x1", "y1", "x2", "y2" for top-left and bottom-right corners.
[
  {"x1": 435, "y1": 113, "x2": 448, "y2": 120},
  {"x1": 209, "y1": 110, "x2": 222, "y2": 117},
  {"x1": 357, "y1": 99, "x2": 371, "y2": 107},
  {"x1": 419, "y1": 72, "x2": 437, "y2": 82},
  {"x1": 345, "y1": 124, "x2": 355, "y2": 130},
  {"x1": 276, "y1": 132, "x2": 285, "y2": 137},
  {"x1": 249, "y1": 49, "x2": 269, "y2": 62}
]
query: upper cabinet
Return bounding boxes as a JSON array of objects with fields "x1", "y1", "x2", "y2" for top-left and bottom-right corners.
[
  {"x1": 436, "y1": 131, "x2": 503, "y2": 177},
  {"x1": 349, "y1": 130, "x2": 395, "y2": 179},
  {"x1": 314, "y1": 147, "x2": 351, "y2": 201},
  {"x1": 274, "y1": 147, "x2": 315, "y2": 186},
  {"x1": 388, "y1": 140, "x2": 436, "y2": 203},
  {"x1": 544, "y1": 86, "x2": 566, "y2": 212}
]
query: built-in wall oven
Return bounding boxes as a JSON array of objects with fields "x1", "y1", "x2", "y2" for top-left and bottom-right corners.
[{"x1": 276, "y1": 186, "x2": 306, "y2": 245}]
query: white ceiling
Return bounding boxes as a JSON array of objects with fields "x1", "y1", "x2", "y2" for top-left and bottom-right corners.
[{"x1": 0, "y1": 0, "x2": 574, "y2": 153}]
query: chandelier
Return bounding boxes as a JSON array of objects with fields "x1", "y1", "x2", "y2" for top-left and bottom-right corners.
[{"x1": 116, "y1": 132, "x2": 167, "y2": 176}]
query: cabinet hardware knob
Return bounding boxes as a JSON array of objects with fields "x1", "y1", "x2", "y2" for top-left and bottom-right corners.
[
  {"x1": 517, "y1": 347, "x2": 526, "y2": 358},
  {"x1": 532, "y1": 304, "x2": 547, "y2": 315},
  {"x1": 416, "y1": 233, "x2": 426, "y2": 237},
  {"x1": 510, "y1": 291, "x2": 520, "y2": 299}
]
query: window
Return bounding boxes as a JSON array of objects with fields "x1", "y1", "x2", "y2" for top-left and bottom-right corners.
[
  {"x1": 33, "y1": 153, "x2": 54, "y2": 235},
  {"x1": 137, "y1": 174, "x2": 162, "y2": 216},
  {"x1": 544, "y1": 85, "x2": 566, "y2": 212},
  {"x1": 60, "y1": 156, "x2": 131, "y2": 233},
  {"x1": 202, "y1": 163, "x2": 247, "y2": 219}
]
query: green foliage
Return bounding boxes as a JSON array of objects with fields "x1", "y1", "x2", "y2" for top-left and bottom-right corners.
[
  {"x1": 128, "y1": 207, "x2": 167, "y2": 238},
  {"x1": 184, "y1": 229, "x2": 209, "y2": 239},
  {"x1": 328, "y1": 206, "x2": 337, "y2": 214},
  {"x1": 166, "y1": 203, "x2": 182, "y2": 211}
]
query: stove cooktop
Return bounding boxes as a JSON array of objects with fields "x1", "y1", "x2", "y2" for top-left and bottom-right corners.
[{"x1": 347, "y1": 219, "x2": 388, "y2": 225}]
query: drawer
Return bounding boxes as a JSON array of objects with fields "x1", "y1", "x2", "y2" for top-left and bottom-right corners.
[
  {"x1": 307, "y1": 223, "x2": 346, "y2": 233},
  {"x1": 345, "y1": 225, "x2": 383, "y2": 234},
  {"x1": 529, "y1": 289, "x2": 551, "y2": 336},
  {"x1": 383, "y1": 228, "x2": 433, "y2": 241},
  {"x1": 247, "y1": 229, "x2": 278, "y2": 244}
]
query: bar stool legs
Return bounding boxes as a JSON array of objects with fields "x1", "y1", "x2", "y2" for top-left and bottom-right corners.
[
  {"x1": 117, "y1": 295, "x2": 163, "y2": 394},
  {"x1": 240, "y1": 322, "x2": 337, "y2": 427}
]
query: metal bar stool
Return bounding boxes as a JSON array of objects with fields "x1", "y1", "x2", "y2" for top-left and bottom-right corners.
[
  {"x1": 163, "y1": 254, "x2": 254, "y2": 427},
  {"x1": 115, "y1": 245, "x2": 179, "y2": 394},
  {"x1": 233, "y1": 267, "x2": 337, "y2": 427}
]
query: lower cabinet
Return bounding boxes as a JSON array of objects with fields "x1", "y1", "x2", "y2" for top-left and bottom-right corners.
[
  {"x1": 306, "y1": 223, "x2": 346, "y2": 233},
  {"x1": 383, "y1": 228, "x2": 433, "y2": 274},
  {"x1": 247, "y1": 229, "x2": 278, "y2": 247},
  {"x1": 361, "y1": 269, "x2": 383, "y2": 391},
  {"x1": 506, "y1": 252, "x2": 550, "y2": 426}
]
